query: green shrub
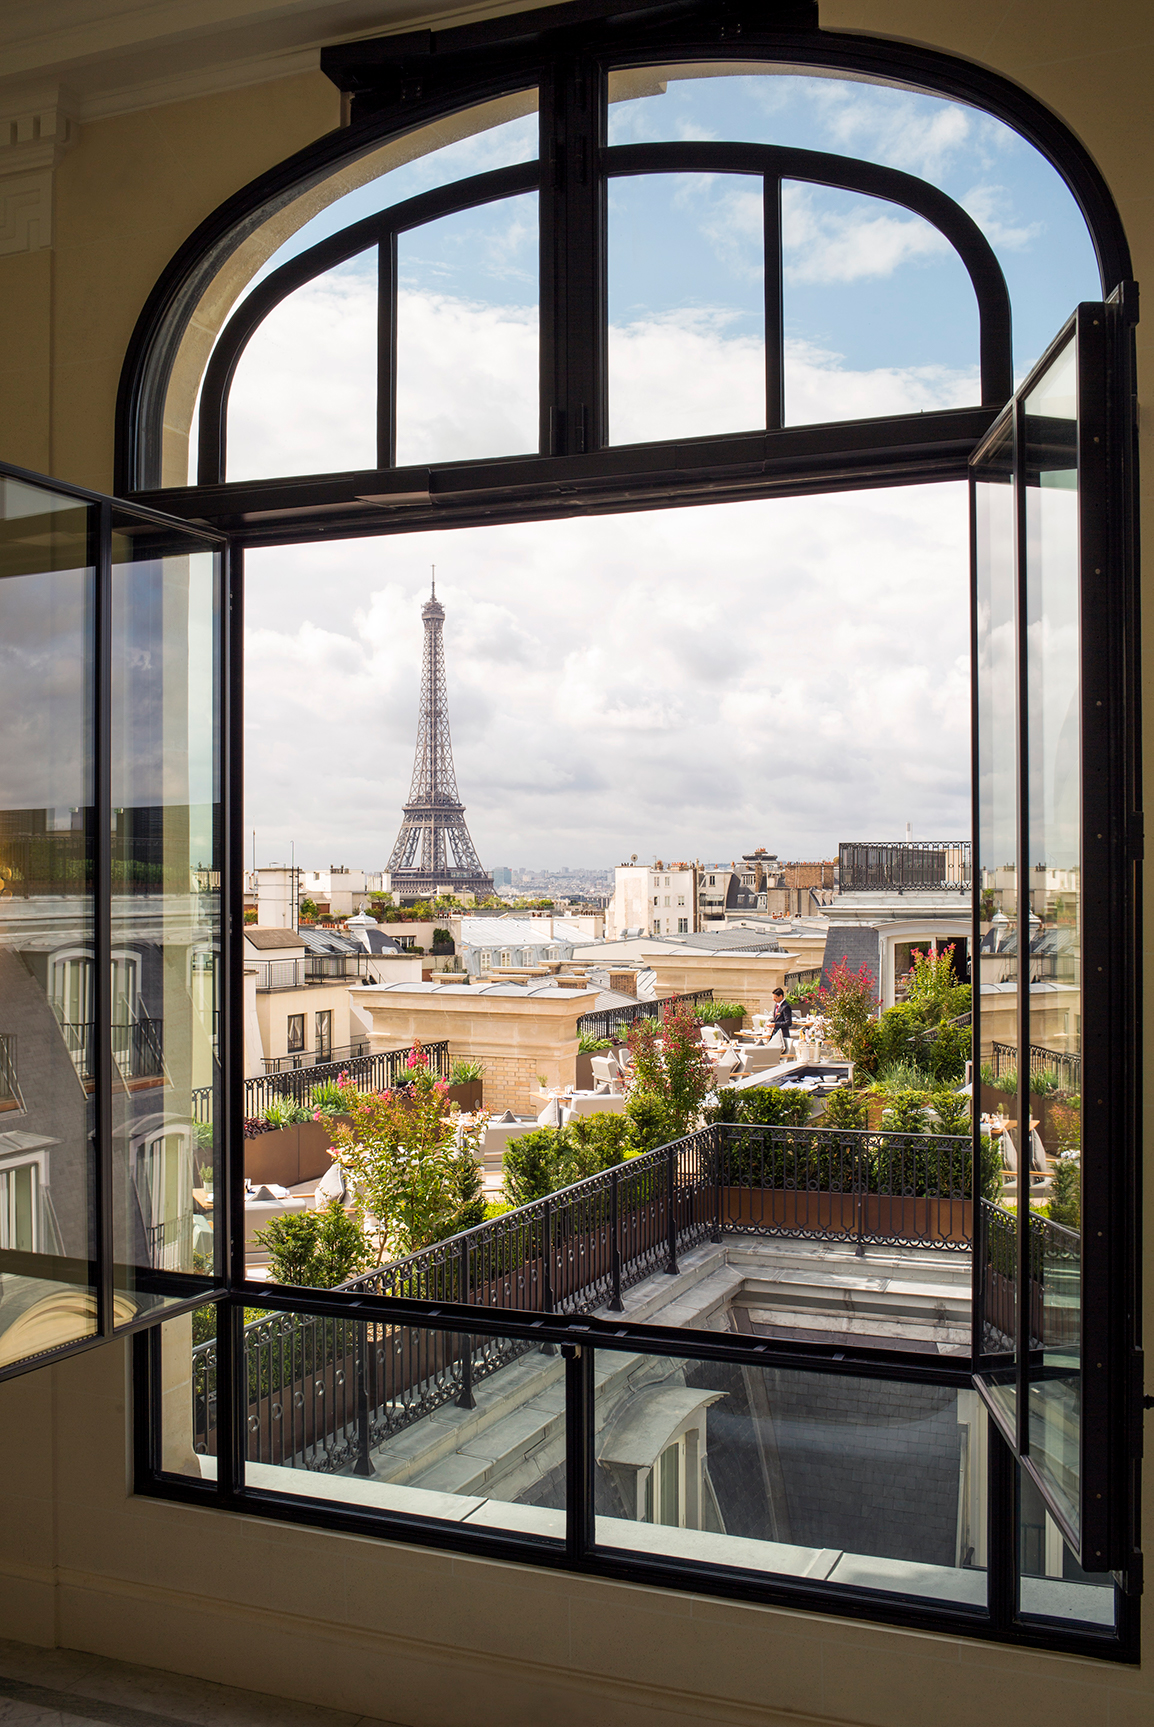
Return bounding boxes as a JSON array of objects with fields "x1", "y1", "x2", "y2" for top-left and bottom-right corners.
[
  {"x1": 873, "y1": 1060, "x2": 942, "y2": 1095},
  {"x1": 308, "y1": 1078, "x2": 350, "y2": 1115},
  {"x1": 696, "y1": 1000, "x2": 746, "y2": 1024},
  {"x1": 821, "y1": 1086, "x2": 868, "y2": 1130},
  {"x1": 880, "y1": 1090, "x2": 931, "y2": 1135},
  {"x1": 448, "y1": 1058, "x2": 485, "y2": 1085},
  {"x1": 501, "y1": 1114, "x2": 641, "y2": 1207},
  {"x1": 502, "y1": 1129, "x2": 564, "y2": 1206},
  {"x1": 254, "y1": 1198, "x2": 372, "y2": 1287},
  {"x1": 578, "y1": 1033, "x2": 612, "y2": 1052},
  {"x1": 708, "y1": 1085, "x2": 814, "y2": 1128},
  {"x1": 979, "y1": 1133, "x2": 1003, "y2": 1202},
  {"x1": 1050, "y1": 1156, "x2": 1081, "y2": 1228},
  {"x1": 263, "y1": 1095, "x2": 312, "y2": 1127},
  {"x1": 624, "y1": 1090, "x2": 677, "y2": 1152},
  {"x1": 928, "y1": 1089, "x2": 971, "y2": 1136}
]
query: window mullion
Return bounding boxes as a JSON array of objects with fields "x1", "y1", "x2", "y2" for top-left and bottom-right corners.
[
  {"x1": 764, "y1": 176, "x2": 783, "y2": 431},
  {"x1": 377, "y1": 235, "x2": 398, "y2": 470},
  {"x1": 542, "y1": 55, "x2": 605, "y2": 456},
  {"x1": 1013, "y1": 391, "x2": 1030, "y2": 1461}
]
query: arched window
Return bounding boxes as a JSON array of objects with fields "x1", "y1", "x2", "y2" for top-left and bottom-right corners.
[{"x1": 101, "y1": 0, "x2": 1138, "y2": 1662}]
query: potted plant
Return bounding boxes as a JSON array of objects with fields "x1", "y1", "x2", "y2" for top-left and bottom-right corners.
[
  {"x1": 696, "y1": 1000, "x2": 747, "y2": 1038},
  {"x1": 446, "y1": 1057, "x2": 484, "y2": 1111}
]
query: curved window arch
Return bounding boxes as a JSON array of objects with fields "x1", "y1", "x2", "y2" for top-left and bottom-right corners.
[{"x1": 117, "y1": 13, "x2": 1129, "y2": 536}]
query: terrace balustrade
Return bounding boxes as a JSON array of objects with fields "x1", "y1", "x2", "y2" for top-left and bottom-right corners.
[
  {"x1": 191, "y1": 1119, "x2": 994, "y2": 1472},
  {"x1": 576, "y1": 989, "x2": 714, "y2": 1042},
  {"x1": 838, "y1": 841, "x2": 972, "y2": 892}
]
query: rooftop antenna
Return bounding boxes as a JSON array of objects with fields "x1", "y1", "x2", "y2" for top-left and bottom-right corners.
[{"x1": 431, "y1": 563, "x2": 435, "y2": 599}]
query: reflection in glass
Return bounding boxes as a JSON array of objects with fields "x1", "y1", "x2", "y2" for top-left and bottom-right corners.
[
  {"x1": 593, "y1": 1351, "x2": 987, "y2": 1607},
  {"x1": 608, "y1": 173, "x2": 764, "y2": 443},
  {"x1": 110, "y1": 523, "x2": 221, "y2": 1322},
  {"x1": 1023, "y1": 338, "x2": 1081, "y2": 1539},
  {"x1": 185, "y1": 1309, "x2": 565, "y2": 1540},
  {"x1": 1019, "y1": 1467, "x2": 1113, "y2": 1628},
  {"x1": 227, "y1": 255, "x2": 377, "y2": 481},
  {"x1": 395, "y1": 194, "x2": 538, "y2": 467},
  {"x1": 782, "y1": 181, "x2": 978, "y2": 426},
  {"x1": 0, "y1": 476, "x2": 98, "y2": 1368},
  {"x1": 974, "y1": 416, "x2": 1018, "y2": 1380}
]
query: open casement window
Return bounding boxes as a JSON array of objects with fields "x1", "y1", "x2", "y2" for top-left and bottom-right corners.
[
  {"x1": 971, "y1": 294, "x2": 1140, "y2": 1575},
  {"x1": 34, "y1": 0, "x2": 1140, "y2": 1662},
  {"x1": 0, "y1": 461, "x2": 231, "y2": 1378}
]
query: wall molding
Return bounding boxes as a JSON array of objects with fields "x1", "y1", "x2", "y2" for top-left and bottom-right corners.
[{"x1": 0, "y1": 93, "x2": 74, "y2": 253}]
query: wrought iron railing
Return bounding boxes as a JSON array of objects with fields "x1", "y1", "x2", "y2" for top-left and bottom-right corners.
[
  {"x1": 191, "y1": 1119, "x2": 975, "y2": 1470},
  {"x1": 785, "y1": 968, "x2": 821, "y2": 990},
  {"x1": 261, "y1": 1040, "x2": 371, "y2": 1075},
  {"x1": 243, "y1": 1042, "x2": 449, "y2": 1120},
  {"x1": 991, "y1": 1040, "x2": 1081, "y2": 1094},
  {"x1": 838, "y1": 841, "x2": 971, "y2": 892},
  {"x1": 576, "y1": 989, "x2": 714, "y2": 1042},
  {"x1": 189, "y1": 1043, "x2": 449, "y2": 1124},
  {"x1": 978, "y1": 1198, "x2": 1079, "y2": 1357}
]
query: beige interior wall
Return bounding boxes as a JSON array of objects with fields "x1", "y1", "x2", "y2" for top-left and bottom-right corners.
[{"x1": 0, "y1": 3, "x2": 1152, "y2": 1724}]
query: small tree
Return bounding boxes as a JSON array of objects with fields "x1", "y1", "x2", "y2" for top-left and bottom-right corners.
[
  {"x1": 817, "y1": 959, "x2": 879, "y2": 1066},
  {"x1": 298, "y1": 896, "x2": 318, "y2": 922},
  {"x1": 254, "y1": 1198, "x2": 372, "y2": 1288},
  {"x1": 327, "y1": 1042, "x2": 485, "y2": 1261},
  {"x1": 626, "y1": 1002, "x2": 715, "y2": 1139}
]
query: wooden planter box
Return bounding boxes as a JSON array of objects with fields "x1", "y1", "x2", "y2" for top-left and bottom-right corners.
[
  {"x1": 575, "y1": 1052, "x2": 596, "y2": 1090},
  {"x1": 447, "y1": 1079, "x2": 483, "y2": 1112},
  {"x1": 245, "y1": 1117, "x2": 350, "y2": 1187},
  {"x1": 721, "y1": 1185, "x2": 972, "y2": 1247}
]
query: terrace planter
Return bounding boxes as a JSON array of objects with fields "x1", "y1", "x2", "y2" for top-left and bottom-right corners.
[
  {"x1": 447, "y1": 1079, "x2": 483, "y2": 1112},
  {"x1": 716, "y1": 1016, "x2": 744, "y2": 1039},
  {"x1": 720, "y1": 1186, "x2": 972, "y2": 1248},
  {"x1": 575, "y1": 1053, "x2": 595, "y2": 1090},
  {"x1": 245, "y1": 1117, "x2": 350, "y2": 1187}
]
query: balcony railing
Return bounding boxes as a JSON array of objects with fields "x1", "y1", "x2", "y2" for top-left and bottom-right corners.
[
  {"x1": 59, "y1": 1016, "x2": 166, "y2": 1082},
  {"x1": 991, "y1": 1040, "x2": 1081, "y2": 1094},
  {"x1": 243, "y1": 1042, "x2": 450, "y2": 1120},
  {"x1": 838, "y1": 841, "x2": 972, "y2": 893},
  {"x1": 252, "y1": 955, "x2": 376, "y2": 991},
  {"x1": 576, "y1": 989, "x2": 714, "y2": 1042},
  {"x1": 261, "y1": 1040, "x2": 371, "y2": 1075},
  {"x1": 192, "y1": 1118, "x2": 976, "y2": 1470}
]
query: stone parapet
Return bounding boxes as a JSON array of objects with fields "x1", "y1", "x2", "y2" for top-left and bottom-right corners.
[
  {"x1": 644, "y1": 950, "x2": 799, "y2": 1017},
  {"x1": 349, "y1": 984, "x2": 597, "y2": 1114}
]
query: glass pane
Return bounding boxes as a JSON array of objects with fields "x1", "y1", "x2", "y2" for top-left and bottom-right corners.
[
  {"x1": 782, "y1": 182, "x2": 979, "y2": 425},
  {"x1": 608, "y1": 173, "x2": 764, "y2": 443},
  {"x1": 395, "y1": 193, "x2": 538, "y2": 466},
  {"x1": 607, "y1": 65, "x2": 1099, "y2": 378},
  {"x1": 176, "y1": 92, "x2": 538, "y2": 485},
  {"x1": 1019, "y1": 1467, "x2": 1114, "y2": 1629},
  {"x1": 593, "y1": 1348, "x2": 987, "y2": 1607},
  {"x1": 0, "y1": 476, "x2": 97, "y2": 1368},
  {"x1": 155, "y1": 1302, "x2": 217, "y2": 1480},
  {"x1": 226, "y1": 254, "x2": 377, "y2": 481},
  {"x1": 1023, "y1": 337, "x2": 1081, "y2": 1539},
  {"x1": 973, "y1": 415, "x2": 1018, "y2": 1388},
  {"x1": 191, "y1": 1309, "x2": 564, "y2": 1540},
  {"x1": 110, "y1": 519, "x2": 222, "y2": 1322}
]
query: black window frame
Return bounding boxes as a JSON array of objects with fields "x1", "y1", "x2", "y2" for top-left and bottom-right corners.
[{"x1": 102, "y1": 0, "x2": 1140, "y2": 1662}]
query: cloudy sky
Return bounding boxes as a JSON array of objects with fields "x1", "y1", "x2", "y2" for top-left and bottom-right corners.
[{"x1": 231, "y1": 69, "x2": 1100, "y2": 871}]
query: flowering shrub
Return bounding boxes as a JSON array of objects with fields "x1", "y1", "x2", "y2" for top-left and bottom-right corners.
[
  {"x1": 626, "y1": 1002, "x2": 715, "y2": 1139},
  {"x1": 327, "y1": 1040, "x2": 484, "y2": 1262},
  {"x1": 816, "y1": 959, "x2": 879, "y2": 1065}
]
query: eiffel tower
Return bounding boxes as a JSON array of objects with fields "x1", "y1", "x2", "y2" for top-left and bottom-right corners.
[{"x1": 386, "y1": 578, "x2": 494, "y2": 902}]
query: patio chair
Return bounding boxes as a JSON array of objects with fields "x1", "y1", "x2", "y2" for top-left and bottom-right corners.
[{"x1": 590, "y1": 1054, "x2": 623, "y2": 1090}]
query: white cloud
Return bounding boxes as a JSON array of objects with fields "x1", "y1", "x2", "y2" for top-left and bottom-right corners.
[
  {"x1": 227, "y1": 284, "x2": 972, "y2": 870},
  {"x1": 782, "y1": 184, "x2": 948, "y2": 283},
  {"x1": 244, "y1": 484, "x2": 970, "y2": 870},
  {"x1": 961, "y1": 184, "x2": 1045, "y2": 252}
]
